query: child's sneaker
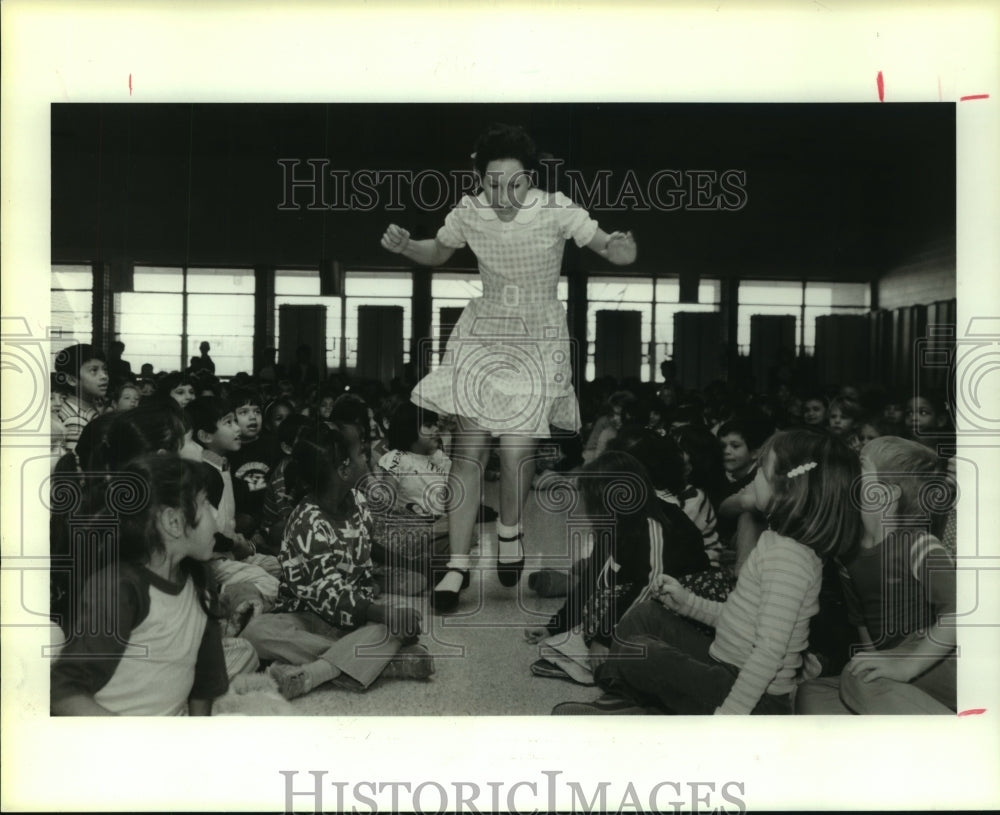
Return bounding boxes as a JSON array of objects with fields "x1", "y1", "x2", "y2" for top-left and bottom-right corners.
[{"x1": 381, "y1": 644, "x2": 435, "y2": 680}]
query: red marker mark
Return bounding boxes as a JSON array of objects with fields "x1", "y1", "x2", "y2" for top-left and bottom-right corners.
[
  {"x1": 876, "y1": 71, "x2": 885, "y2": 102},
  {"x1": 957, "y1": 708, "x2": 986, "y2": 716},
  {"x1": 129, "y1": 74, "x2": 133, "y2": 96},
  {"x1": 960, "y1": 94, "x2": 990, "y2": 101}
]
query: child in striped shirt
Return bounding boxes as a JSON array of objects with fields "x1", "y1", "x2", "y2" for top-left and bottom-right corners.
[{"x1": 573, "y1": 429, "x2": 861, "y2": 715}]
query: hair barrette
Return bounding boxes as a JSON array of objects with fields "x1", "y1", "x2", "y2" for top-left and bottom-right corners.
[{"x1": 787, "y1": 461, "x2": 818, "y2": 479}]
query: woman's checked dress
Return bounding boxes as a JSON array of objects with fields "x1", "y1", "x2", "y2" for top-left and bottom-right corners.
[{"x1": 411, "y1": 188, "x2": 598, "y2": 438}]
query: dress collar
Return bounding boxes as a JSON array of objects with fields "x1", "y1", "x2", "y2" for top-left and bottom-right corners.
[{"x1": 464, "y1": 187, "x2": 546, "y2": 225}]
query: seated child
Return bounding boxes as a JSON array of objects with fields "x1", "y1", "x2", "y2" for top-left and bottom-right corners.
[
  {"x1": 107, "y1": 381, "x2": 141, "y2": 413},
  {"x1": 377, "y1": 402, "x2": 451, "y2": 524},
  {"x1": 242, "y1": 424, "x2": 435, "y2": 699},
  {"x1": 716, "y1": 412, "x2": 776, "y2": 566},
  {"x1": 525, "y1": 450, "x2": 709, "y2": 684},
  {"x1": 796, "y1": 436, "x2": 957, "y2": 714},
  {"x1": 259, "y1": 413, "x2": 313, "y2": 553},
  {"x1": 53, "y1": 343, "x2": 108, "y2": 454},
  {"x1": 800, "y1": 393, "x2": 828, "y2": 429},
  {"x1": 558, "y1": 429, "x2": 860, "y2": 715},
  {"x1": 51, "y1": 455, "x2": 229, "y2": 715},
  {"x1": 828, "y1": 396, "x2": 863, "y2": 439},
  {"x1": 156, "y1": 372, "x2": 197, "y2": 409},
  {"x1": 227, "y1": 387, "x2": 282, "y2": 542},
  {"x1": 186, "y1": 395, "x2": 281, "y2": 583}
]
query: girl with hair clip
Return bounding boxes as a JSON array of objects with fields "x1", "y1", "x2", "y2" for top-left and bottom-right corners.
[
  {"x1": 51, "y1": 455, "x2": 229, "y2": 715},
  {"x1": 381, "y1": 122, "x2": 638, "y2": 611},
  {"x1": 796, "y1": 436, "x2": 957, "y2": 714},
  {"x1": 526, "y1": 449, "x2": 708, "y2": 686},
  {"x1": 555, "y1": 429, "x2": 861, "y2": 715},
  {"x1": 241, "y1": 424, "x2": 434, "y2": 700}
]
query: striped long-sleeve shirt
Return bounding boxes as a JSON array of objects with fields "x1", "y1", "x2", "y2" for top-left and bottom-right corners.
[{"x1": 678, "y1": 530, "x2": 822, "y2": 714}]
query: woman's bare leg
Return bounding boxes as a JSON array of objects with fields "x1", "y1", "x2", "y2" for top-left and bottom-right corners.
[
  {"x1": 434, "y1": 424, "x2": 490, "y2": 598},
  {"x1": 496, "y1": 434, "x2": 536, "y2": 583},
  {"x1": 498, "y1": 434, "x2": 537, "y2": 528}
]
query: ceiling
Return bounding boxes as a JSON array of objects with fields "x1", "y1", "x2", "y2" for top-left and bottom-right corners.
[{"x1": 51, "y1": 102, "x2": 955, "y2": 279}]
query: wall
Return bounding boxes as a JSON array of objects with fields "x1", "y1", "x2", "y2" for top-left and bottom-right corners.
[{"x1": 877, "y1": 239, "x2": 956, "y2": 310}]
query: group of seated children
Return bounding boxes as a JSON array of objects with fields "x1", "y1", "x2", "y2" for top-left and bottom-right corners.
[{"x1": 48, "y1": 343, "x2": 958, "y2": 716}]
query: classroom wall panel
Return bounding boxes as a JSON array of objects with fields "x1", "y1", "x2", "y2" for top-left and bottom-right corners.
[
  {"x1": 673, "y1": 311, "x2": 724, "y2": 391},
  {"x1": 595, "y1": 310, "x2": 642, "y2": 382}
]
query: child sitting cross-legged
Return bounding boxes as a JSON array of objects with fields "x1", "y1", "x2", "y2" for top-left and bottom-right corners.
[
  {"x1": 554, "y1": 430, "x2": 861, "y2": 715},
  {"x1": 796, "y1": 436, "x2": 957, "y2": 714},
  {"x1": 527, "y1": 449, "x2": 709, "y2": 688},
  {"x1": 242, "y1": 424, "x2": 435, "y2": 700}
]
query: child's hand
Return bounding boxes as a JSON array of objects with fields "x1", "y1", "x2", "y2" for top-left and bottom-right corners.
[
  {"x1": 381, "y1": 224, "x2": 410, "y2": 254},
  {"x1": 231, "y1": 533, "x2": 255, "y2": 561},
  {"x1": 604, "y1": 231, "x2": 637, "y2": 264},
  {"x1": 845, "y1": 651, "x2": 922, "y2": 684},
  {"x1": 651, "y1": 573, "x2": 686, "y2": 611},
  {"x1": 523, "y1": 627, "x2": 549, "y2": 644}
]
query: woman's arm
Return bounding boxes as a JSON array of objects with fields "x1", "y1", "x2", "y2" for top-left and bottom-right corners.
[
  {"x1": 585, "y1": 229, "x2": 637, "y2": 266},
  {"x1": 381, "y1": 225, "x2": 456, "y2": 267}
]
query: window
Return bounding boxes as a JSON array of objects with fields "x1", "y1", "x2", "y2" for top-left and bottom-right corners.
[
  {"x1": 274, "y1": 268, "x2": 342, "y2": 372},
  {"x1": 116, "y1": 266, "x2": 254, "y2": 375},
  {"x1": 344, "y1": 271, "x2": 412, "y2": 371},
  {"x1": 51, "y1": 264, "x2": 93, "y2": 355},
  {"x1": 587, "y1": 276, "x2": 720, "y2": 382},
  {"x1": 737, "y1": 280, "x2": 871, "y2": 355}
]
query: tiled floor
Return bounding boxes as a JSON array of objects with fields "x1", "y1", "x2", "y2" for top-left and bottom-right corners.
[{"x1": 289, "y1": 473, "x2": 602, "y2": 716}]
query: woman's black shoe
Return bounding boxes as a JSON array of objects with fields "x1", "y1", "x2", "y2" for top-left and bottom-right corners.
[
  {"x1": 496, "y1": 533, "x2": 524, "y2": 588},
  {"x1": 431, "y1": 568, "x2": 471, "y2": 613}
]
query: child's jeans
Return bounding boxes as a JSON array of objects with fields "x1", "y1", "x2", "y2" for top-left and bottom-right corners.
[
  {"x1": 242, "y1": 612, "x2": 400, "y2": 689},
  {"x1": 594, "y1": 599, "x2": 792, "y2": 715}
]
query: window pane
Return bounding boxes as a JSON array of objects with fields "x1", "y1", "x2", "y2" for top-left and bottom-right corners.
[
  {"x1": 345, "y1": 271, "x2": 412, "y2": 297},
  {"x1": 275, "y1": 268, "x2": 321, "y2": 296},
  {"x1": 186, "y1": 267, "x2": 254, "y2": 294},
  {"x1": 133, "y1": 266, "x2": 184, "y2": 292},
  {"x1": 51, "y1": 289, "x2": 93, "y2": 347},
  {"x1": 187, "y1": 294, "x2": 255, "y2": 375},
  {"x1": 587, "y1": 277, "x2": 654, "y2": 302},
  {"x1": 804, "y1": 281, "x2": 870, "y2": 307},
  {"x1": 117, "y1": 292, "x2": 183, "y2": 371},
  {"x1": 432, "y1": 272, "x2": 482, "y2": 299},
  {"x1": 52, "y1": 265, "x2": 93, "y2": 291},
  {"x1": 738, "y1": 280, "x2": 802, "y2": 306},
  {"x1": 117, "y1": 293, "x2": 183, "y2": 337}
]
